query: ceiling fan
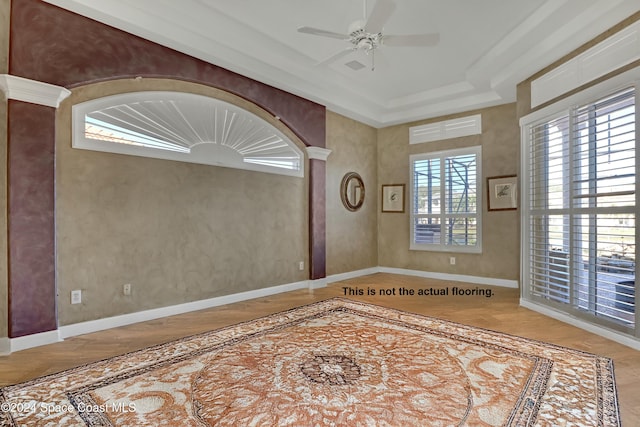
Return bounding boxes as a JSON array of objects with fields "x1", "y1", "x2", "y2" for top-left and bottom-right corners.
[{"x1": 297, "y1": 0, "x2": 439, "y2": 70}]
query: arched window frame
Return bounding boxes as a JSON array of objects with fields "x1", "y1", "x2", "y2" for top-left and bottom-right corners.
[{"x1": 72, "y1": 91, "x2": 304, "y2": 177}]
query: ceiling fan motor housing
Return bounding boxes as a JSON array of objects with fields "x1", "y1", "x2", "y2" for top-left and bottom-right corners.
[{"x1": 349, "y1": 28, "x2": 382, "y2": 53}]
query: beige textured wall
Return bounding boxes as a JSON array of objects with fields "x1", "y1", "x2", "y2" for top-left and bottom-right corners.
[
  {"x1": 377, "y1": 103, "x2": 520, "y2": 281},
  {"x1": 0, "y1": 0, "x2": 10, "y2": 338},
  {"x1": 0, "y1": 0, "x2": 6, "y2": 74},
  {"x1": 56, "y1": 79, "x2": 308, "y2": 325},
  {"x1": 326, "y1": 111, "x2": 378, "y2": 275}
]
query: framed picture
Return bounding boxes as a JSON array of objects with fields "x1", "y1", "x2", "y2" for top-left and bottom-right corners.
[
  {"x1": 487, "y1": 175, "x2": 518, "y2": 211},
  {"x1": 381, "y1": 184, "x2": 405, "y2": 213}
]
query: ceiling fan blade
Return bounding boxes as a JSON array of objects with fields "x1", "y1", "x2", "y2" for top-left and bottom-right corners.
[
  {"x1": 365, "y1": 0, "x2": 396, "y2": 33},
  {"x1": 297, "y1": 26, "x2": 350, "y2": 40},
  {"x1": 383, "y1": 33, "x2": 440, "y2": 47},
  {"x1": 316, "y1": 48, "x2": 355, "y2": 66}
]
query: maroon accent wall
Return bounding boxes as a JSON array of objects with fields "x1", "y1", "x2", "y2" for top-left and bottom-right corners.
[
  {"x1": 7, "y1": 100, "x2": 57, "y2": 337},
  {"x1": 309, "y1": 160, "x2": 327, "y2": 280},
  {"x1": 9, "y1": 0, "x2": 325, "y2": 149},
  {"x1": 6, "y1": 0, "x2": 327, "y2": 337}
]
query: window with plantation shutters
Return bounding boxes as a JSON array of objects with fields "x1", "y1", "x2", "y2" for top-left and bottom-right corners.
[
  {"x1": 410, "y1": 146, "x2": 482, "y2": 253},
  {"x1": 72, "y1": 91, "x2": 304, "y2": 177},
  {"x1": 523, "y1": 85, "x2": 637, "y2": 335}
]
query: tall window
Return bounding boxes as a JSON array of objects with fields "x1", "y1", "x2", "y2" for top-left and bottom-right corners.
[
  {"x1": 523, "y1": 86, "x2": 637, "y2": 335},
  {"x1": 410, "y1": 146, "x2": 482, "y2": 252}
]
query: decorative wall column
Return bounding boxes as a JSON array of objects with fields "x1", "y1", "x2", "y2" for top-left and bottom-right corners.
[
  {"x1": 306, "y1": 146, "x2": 331, "y2": 283},
  {"x1": 0, "y1": 74, "x2": 70, "y2": 337}
]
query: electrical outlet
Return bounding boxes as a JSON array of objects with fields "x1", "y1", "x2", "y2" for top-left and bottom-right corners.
[
  {"x1": 71, "y1": 290, "x2": 82, "y2": 304},
  {"x1": 298, "y1": 261, "x2": 305, "y2": 271},
  {"x1": 449, "y1": 257, "x2": 456, "y2": 265},
  {"x1": 123, "y1": 283, "x2": 132, "y2": 296}
]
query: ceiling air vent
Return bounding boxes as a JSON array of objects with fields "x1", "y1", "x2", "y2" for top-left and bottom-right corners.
[{"x1": 345, "y1": 60, "x2": 366, "y2": 71}]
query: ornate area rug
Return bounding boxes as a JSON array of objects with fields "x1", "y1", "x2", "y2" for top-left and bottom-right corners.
[{"x1": 1, "y1": 298, "x2": 619, "y2": 426}]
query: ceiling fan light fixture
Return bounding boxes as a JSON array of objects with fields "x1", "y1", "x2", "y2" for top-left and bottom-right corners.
[
  {"x1": 356, "y1": 38, "x2": 373, "y2": 51},
  {"x1": 351, "y1": 30, "x2": 381, "y2": 54}
]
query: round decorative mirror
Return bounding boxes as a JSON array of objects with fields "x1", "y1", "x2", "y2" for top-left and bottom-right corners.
[{"x1": 340, "y1": 172, "x2": 365, "y2": 211}]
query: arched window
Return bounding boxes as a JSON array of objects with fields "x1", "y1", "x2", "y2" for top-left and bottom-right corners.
[{"x1": 72, "y1": 91, "x2": 304, "y2": 177}]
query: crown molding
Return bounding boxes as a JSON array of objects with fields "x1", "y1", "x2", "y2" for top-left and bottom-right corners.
[
  {"x1": 0, "y1": 74, "x2": 71, "y2": 108},
  {"x1": 306, "y1": 146, "x2": 332, "y2": 161},
  {"x1": 41, "y1": 0, "x2": 640, "y2": 127}
]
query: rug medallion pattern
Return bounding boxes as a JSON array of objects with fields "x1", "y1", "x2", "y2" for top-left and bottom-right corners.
[{"x1": 0, "y1": 298, "x2": 619, "y2": 426}]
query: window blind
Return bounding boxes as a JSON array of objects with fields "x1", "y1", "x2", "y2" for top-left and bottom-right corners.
[{"x1": 525, "y1": 86, "x2": 636, "y2": 331}]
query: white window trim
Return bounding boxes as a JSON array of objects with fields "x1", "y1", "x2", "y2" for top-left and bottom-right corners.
[{"x1": 410, "y1": 145, "x2": 483, "y2": 253}]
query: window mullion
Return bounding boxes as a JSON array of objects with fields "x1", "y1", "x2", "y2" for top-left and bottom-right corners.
[
  {"x1": 587, "y1": 104, "x2": 599, "y2": 313},
  {"x1": 440, "y1": 156, "x2": 446, "y2": 246}
]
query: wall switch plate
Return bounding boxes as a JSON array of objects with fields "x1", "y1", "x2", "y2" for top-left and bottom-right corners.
[
  {"x1": 71, "y1": 290, "x2": 82, "y2": 304},
  {"x1": 123, "y1": 283, "x2": 132, "y2": 296}
]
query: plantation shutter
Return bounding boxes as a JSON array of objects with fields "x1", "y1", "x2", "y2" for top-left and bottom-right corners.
[
  {"x1": 528, "y1": 114, "x2": 571, "y2": 304},
  {"x1": 525, "y1": 86, "x2": 636, "y2": 331},
  {"x1": 412, "y1": 157, "x2": 441, "y2": 245}
]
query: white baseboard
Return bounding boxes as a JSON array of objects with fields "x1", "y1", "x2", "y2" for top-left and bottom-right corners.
[
  {"x1": 377, "y1": 267, "x2": 519, "y2": 288},
  {"x1": 6, "y1": 270, "x2": 636, "y2": 356},
  {"x1": 9, "y1": 330, "x2": 61, "y2": 353},
  {"x1": 4, "y1": 269, "x2": 519, "y2": 353},
  {"x1": 520, "y1": 298, "x2": 640, "y2": 351},
  {"x1": 59, "y1": 280, "x2": 310, "y2": 340},
  {"x1": 308, "y1": 278, "x2": 327, "y2": 289},
  {"x1": 325, "y1": 267, "x2": 380, "y2": 284}
]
